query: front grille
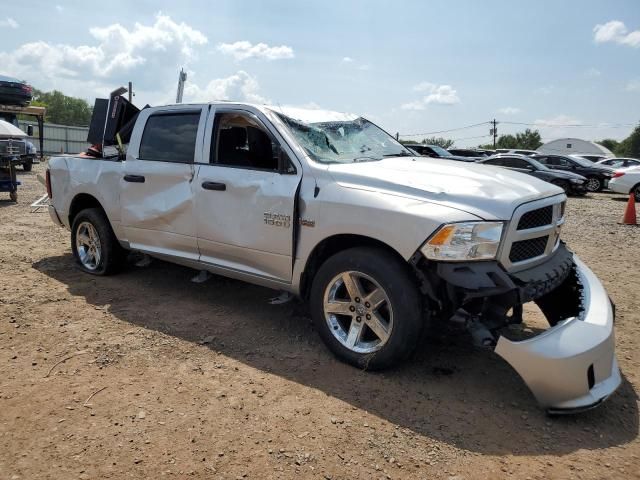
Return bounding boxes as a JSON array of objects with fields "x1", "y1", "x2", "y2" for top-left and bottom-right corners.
[
  {"x1": 509, "y1": 236, "x2": 549, "y2": 262},
  {"x1": 517, "y1": 206, "x2": 553, "y2": 230}
]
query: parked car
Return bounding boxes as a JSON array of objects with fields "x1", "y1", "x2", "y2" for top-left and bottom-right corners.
[
  {"x1": 0, "y1": 75, "x2": 33, "y2": 107},
  {"x1": 448, "y1": 148, "x2": 491, "y2": 158},
  {"x1": 608, "y1": 166, "x2": 640, "y2": 201},
  {"x1": 45, "y1": 97, "x2": 620, "y2": 413},
  {"x1": 596, "y1": 157, "x2": 640, "y2": 169},
  {"x1": 404, "y1": 143, "x2": 477, "y2": 162},
  {"x1": 532, "y1": 154, "x2": 614, "y2": 192},
  {"x1": 478, "y1": 154, "x2": 587, "y2": 195},
  {"x1": 495, "y1": 149, "x2": 539, "y2": 156},
  {"x1": 0, "y1": 112, "x2": 37, "y2": 170}
]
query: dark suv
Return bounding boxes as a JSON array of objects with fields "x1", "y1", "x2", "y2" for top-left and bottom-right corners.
[
  {"x1": 0, "y1": 75, "x2": 33, "y2": 106},
  {"x1": 404, "y1": 144, "x2": 478, "y2": 162},
  {"x1": 478, "y1": 154, "x2": 587, "y2": 195},
  {"x1": 532, "y1": 154, "x2": 614, "y2": 192}
]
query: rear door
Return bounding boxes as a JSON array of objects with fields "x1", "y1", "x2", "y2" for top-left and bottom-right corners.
[
  {"x1": 121, "y1": 106, "x2": 206, "y2": 260},
  {"x1": 193, "y1": 107, "x2": 301, "y2": 282}
]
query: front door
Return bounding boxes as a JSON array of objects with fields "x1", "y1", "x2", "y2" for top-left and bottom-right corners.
[
  {"x1": 194, "y1": 108, "x2": 301, "y2": 282},
  {"x1": 121, "y1": 107, "x2": 205, "y2": 260}
]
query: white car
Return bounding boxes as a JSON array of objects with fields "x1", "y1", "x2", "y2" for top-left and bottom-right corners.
[
  {"x1": 596, "y1": 157, "x2": 640, "y2": 169},
  {"x1": 608, "y1": 166, "x2": 640, "y2": 201}
]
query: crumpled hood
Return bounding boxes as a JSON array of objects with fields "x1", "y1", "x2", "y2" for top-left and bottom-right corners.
[{"x1": 327, "y1": 157, "x2": 564, "y2": 220}]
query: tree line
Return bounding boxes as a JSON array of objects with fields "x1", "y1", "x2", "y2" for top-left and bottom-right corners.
[
  {"x1": 400, "y1": 125, "x2": 640, "y2": 158},
  {"x1": 28, "y1": 89, "x2": 93, "y2": 126}
]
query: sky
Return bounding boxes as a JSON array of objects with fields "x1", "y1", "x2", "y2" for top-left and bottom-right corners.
[{"x1": 1, "y1": 0, "x2": 639, "y2": 147}]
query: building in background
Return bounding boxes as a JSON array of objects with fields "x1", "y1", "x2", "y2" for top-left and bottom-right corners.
[{"x1": 537, "y1": 138, "x2": 614, "y2": 158}]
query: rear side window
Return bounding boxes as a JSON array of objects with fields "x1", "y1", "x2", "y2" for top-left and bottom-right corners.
[{"x1": 139, "y1": 112, "x2": 200, "y2": 163}]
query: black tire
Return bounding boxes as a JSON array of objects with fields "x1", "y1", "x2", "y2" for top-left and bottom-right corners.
[
  {"x1": 585, "y1": 176, "x2": 603, "y2": 192},
  {"x1": 22, "y1": 161, "x2": 32, "y2": 172},
  {"x1": 551, "y1": 179, "x2": 569, "y2": 193},
  {"x1": 309, "y1": 247, "x2": 424, "y2": 370},
  {"x1": 71, "y1": 208, "x2": 125, "y2": 275},
  {"x1": 9, "y1": 191, "x2": 17, "y2": 202},
  {"x1": 633, "y1": 184, "x2": 640, "y2": 202}
]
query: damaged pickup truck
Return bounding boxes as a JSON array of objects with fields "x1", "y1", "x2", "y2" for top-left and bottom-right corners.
[{"x1": 46, "y1": 91, "x2": 620, "y2": 412}]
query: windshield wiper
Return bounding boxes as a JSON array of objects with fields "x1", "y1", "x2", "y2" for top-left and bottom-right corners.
[
  {"x1": 383, "y1": 152, "x2": 413, "y2": 157},
  {"x1": 353, "y1": 156, "x2": 382, "y2": 163}
]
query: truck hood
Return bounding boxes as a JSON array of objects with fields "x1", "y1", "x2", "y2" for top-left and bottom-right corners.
[{"x1": 327, "y1": 157, "x2": 564, "y2": 220}]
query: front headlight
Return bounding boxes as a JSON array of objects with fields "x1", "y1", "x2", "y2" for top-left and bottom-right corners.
[
  {"x1": 569, "y1": 178, "x2": 584, "y2": 184},
  {"x1": 421, "y1": 221, "x2": 504, "y2": 261}
]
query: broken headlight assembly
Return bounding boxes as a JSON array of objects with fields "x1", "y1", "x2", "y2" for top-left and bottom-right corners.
[{"x1": 421, "y1": 221, "x2": 504, "y2": 261}]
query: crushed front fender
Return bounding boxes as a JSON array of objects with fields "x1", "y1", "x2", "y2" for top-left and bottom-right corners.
[{"x1": 495, "y1": 255, "x2": 621, "y2": 412}]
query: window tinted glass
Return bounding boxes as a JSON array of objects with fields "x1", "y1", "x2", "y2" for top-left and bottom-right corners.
[
  {"x1": 213, "y1": 112, "x2": 279, "y2": 170},
  {"x1": 139, "y1": 113, "x2": 200, "y2": 163},
  {"x1": 503, "y1": 158, "x2": 531, "y2": 169},
  {"x1": 484, "y1": 158, "x2": 504, "y2": 166}
]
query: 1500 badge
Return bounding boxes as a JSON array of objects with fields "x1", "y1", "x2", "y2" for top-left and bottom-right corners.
[{"x1": 264, "y1": 213, "x2": 291, "y2": 228}]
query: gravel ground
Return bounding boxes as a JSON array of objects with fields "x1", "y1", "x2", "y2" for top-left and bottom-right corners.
[{"x1": 0, "y1": 164, "x2": 639, "y2": 479}]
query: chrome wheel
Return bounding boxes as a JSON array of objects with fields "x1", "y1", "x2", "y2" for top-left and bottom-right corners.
[
  {"x1": 323, "y1": 271, "x2": 393, "y2": 354},
  {"x1": 585, "y1": 177, "x2": 601, "y2": 192},
  {"x1": 75, "y1": 221, "x2": 102, "y2": 271}
]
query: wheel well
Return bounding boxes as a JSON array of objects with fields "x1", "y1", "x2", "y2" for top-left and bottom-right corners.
[
  {"x1": 68, "y1": 193, "x2": 105, "y2": 226},
  {"x1": 299, "y1": 234, "x2": 407, "y2": 300}
]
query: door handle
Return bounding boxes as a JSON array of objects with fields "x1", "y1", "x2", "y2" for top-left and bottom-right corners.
[
  {"x1": 202, "y1": 181, "x2": 226, "y2": 191},
  {"x1": 124, "y1": 174, "x2": 145, "y2": 183}
]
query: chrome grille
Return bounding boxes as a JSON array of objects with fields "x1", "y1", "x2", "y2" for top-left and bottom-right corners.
[
  {"x1": 517, "y1": 206, "x2": 553, "y2": 230},
  {"x1": 499, "y1": 195, "x2": 566, "y2": 272}
]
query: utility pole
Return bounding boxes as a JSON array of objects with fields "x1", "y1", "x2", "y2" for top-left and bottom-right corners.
[
  {"x1": 491, "y1": 119, "x2": 498, "y2": 148},
  {"x1": 176, "y1": 68, "x2": 187, "y2": 104},
  {"x1": 128, "y1": 81, "x2": 133, "y2": 103}
]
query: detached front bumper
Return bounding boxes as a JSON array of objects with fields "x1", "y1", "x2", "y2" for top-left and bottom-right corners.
[{"x1": 495, "y1": 256, "x2": 620, "y2": 412}]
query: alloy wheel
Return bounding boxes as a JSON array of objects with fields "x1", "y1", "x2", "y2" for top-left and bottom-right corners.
[
  {"x1": 323, "y1": 271, "x2": 394, "y2": 354},
  {"x1": 75, "y1": 221, "x2": 102, "y2": 271}
]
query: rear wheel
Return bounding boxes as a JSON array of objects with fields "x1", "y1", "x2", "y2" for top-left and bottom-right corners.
[
  {"x1": 585, "y1": 176, "x2": 602, "y2": 192},
  {"x1": 310, "y1": 247, "x2": 424, "y2": 370},
  {"x1": 633, "y1": 184, "x2": 640, "y2": 202},
  {"x1": 71, "y1": 208, "x2": 125, "y2": 275}
]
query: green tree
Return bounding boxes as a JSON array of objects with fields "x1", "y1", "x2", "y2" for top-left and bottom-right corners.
[
  {"x1": 615, "y1": 124, "x2": 640, "y2": 158},
  {"x1": 31, "y1": 89, "x2": 93, "y2": 126},
  {"x1": 478, "y1": 129, "x2": 542, "y2": 150},
  {"x1": 596, "y1": 139, "x2": 619, "y2": 153},
  {"x1": 421, "y1": 136, "x2": 454, "y2": 149}
]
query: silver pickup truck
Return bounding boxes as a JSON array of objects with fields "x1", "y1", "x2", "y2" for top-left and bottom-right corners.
[{"x1": 46, "y1": 97, "x2": 620, "y2": 413}]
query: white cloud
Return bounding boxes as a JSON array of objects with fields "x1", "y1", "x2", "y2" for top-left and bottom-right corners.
[
  {"x1": 626, "y1": 79, "x2": 640, "y2": 92},
  {"x1": 594, "y1": 20, "x2": 640, "y2": 47},
  {"x1": 183, "y1": 70, "x2": 268, "y2": 104},
  {"x1": 217, "y1": 41, "x2": 294, "y2": 61},
  {"x1": 402, "y1": 82, "x2": 460, "y2": 109},
  {"x1": 0, "y1": 17, "x2": 19, "y2": 28},
  {"x1": 55, "y1": 5, "x2": 63, "y2": 12},
  {"x1": 342, "y1": 56, "x2": 354, "y2": 63},
  {"x1": 0, "y1": 13, "x2": 207, "y2": 98},
  {"x1": 498, "y1": 106, "x2": 521, "y2": 115}
]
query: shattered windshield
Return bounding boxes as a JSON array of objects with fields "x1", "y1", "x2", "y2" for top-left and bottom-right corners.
[{"x1": 276, "y1": 113, "x2": 412, "y2": 163}]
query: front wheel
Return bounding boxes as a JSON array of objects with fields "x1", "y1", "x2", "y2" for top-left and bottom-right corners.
[
  {"x1": 633, "y1": 184, "x2": 640, "y2": 202},
  {"x1": 310, "y1": 247, "x2": 424, "y2": 370},
  {"x1": 585, "y1": 176, "x2": 602, "y2": 192},
  {"x1": 71, "y1": 208, "x2": 125, "y2": 275}
]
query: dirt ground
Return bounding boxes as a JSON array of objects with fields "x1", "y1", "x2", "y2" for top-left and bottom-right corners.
[{"x1": 1, "y1": 163, "x2": 639, "y2": 480}]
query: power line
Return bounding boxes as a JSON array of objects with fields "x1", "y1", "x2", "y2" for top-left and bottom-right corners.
[
  {"x1": 499, "y1": 120, "x2": 635, "y2": 128},
  {"x1": 400, "y1": 121, "x2": 491, "y2": 137}
]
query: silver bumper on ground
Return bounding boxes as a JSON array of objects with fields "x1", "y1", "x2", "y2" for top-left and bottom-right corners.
[{"x1": 495, "y1": 255, "x2": 620, "y2": 412}]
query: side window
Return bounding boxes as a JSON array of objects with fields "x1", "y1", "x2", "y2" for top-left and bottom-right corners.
[
  {"x1": 139, "y1": 112, "x2": 200, "y2": 163},
  {"x1": 551, "y1": 156, "x2": 569, "y2": 166},
  {"x1": 212, "y1": 112, "x2": 283, "y2": 171},
  {"x1": 485, "y1": 159, "x2": 504, "y2": 166},
  {"x1": 504, "y1": 158, "x2": 530, "y2": 169}
]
